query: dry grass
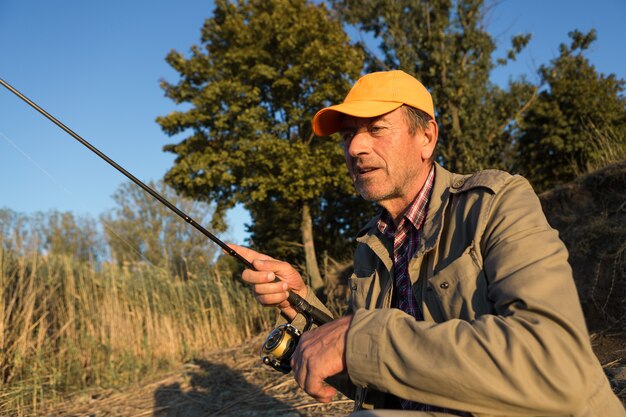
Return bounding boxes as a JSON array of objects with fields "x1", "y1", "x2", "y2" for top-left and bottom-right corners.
[
  {"x1": 40, "y1": 332, "x2": 626, "y2": 415},
  {"x1": 579, "y1": 123, "x2": 626, "y2": 176},
  {"x1": 3, "y1": 160, "x2": 626, "y2": 416},
  {"x1": 540, "y1": 160, "x2": 626, "y2": 406},
  {"x1": 540, "y1": 160, "x2": 626, "y2": 330},
  {"x1": 0, "y1": 238, "x2": 272, "y2": 416},
  {"x1": 41, "y1": 334, "x2": 354, "y2": 417}
]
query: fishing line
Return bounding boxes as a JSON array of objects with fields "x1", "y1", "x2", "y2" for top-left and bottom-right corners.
[
  {"x1": 1, "y1": 76, "x2": 333, "y2": 373},
  {"x1": 0, "y1": 129, "x2": 74, "y2": 198},
  {"x1": 0, "y1": 128, "x2": 162, "y2": 270}
]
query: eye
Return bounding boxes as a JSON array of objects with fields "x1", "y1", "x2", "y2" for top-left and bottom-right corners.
[
  {"x1": 368, "y1": 125, "x2": 387, "y2": 136},
  {"x1": 340, "y1": 130, "x2": 355, "y2": 142}
]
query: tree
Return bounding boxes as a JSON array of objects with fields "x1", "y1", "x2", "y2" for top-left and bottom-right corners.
[
  {"x1": 101, "y1": 181, "x2": 218, "y2": 279},
  {"x1": 1, "y1": 208, "x2": 102, "y2": 262},
  {"x1": 157, "y1": 0, "x2": 364, "y2": 289},
  {"x1": 246, "y1": 189, "x2": 377, "y2": 268},
  {"x1": 515, "y1": 30, "x2": 626, "y2": 191},
  {"x1": 39, "y1": 210, "x2": 103, "y2": 263},
  {"x1": 0, "y1": 208, "x2": 33, "y2": 255},
  {"x1": 332, "y1": 0, "x2": 536, "y2": 173}
]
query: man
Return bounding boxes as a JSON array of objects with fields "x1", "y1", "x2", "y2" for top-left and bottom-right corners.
[{"x1": 232, "y1": 70, "x2": 625, "y2": 416}]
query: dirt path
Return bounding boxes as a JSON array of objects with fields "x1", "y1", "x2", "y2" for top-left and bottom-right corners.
[
  {"x1": 45, "y1": 332, "x2": 625, "y2": 416},
  {"x1": 44, "y1": 334, "x2": 354, "y2": 417}
]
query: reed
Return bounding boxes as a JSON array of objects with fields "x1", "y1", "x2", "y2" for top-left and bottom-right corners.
[
  {"x1": 0, "y1": 237, "x2": 272, "y2": 416},
  {"x1": 577, "y1": 122, "x2": 626, "y2": 176}
]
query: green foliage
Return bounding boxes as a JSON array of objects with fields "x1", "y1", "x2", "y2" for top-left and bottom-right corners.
[
  {"x1": 101, "y1": 180, "x2": 218, "y2": 280},
  {"x1": 40, "y1": 210, "x2": 103, "y2": 263},
  {"x1": 0, "y1": 208, "x2": 103, "y2": 263},
  {"x1": 157, "y1": 0, "x2": 362, "y2": 209},
  {"x1": 515, "y1": 30, "x2": 626, "y2": 192},
  {"x1": 0, "y1": 208, "x2": 34, "y2": 255},
  {"x1": 333, "y1": 0, "x2": 536, "y2": 173},
  {"x1": 157, "y1": 0, "x2": 364, "y2": 277},
  {"x1": 246, "y1": 190, "x2": 378, "y2": 265}
]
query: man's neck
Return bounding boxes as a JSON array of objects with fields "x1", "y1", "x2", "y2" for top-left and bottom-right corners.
[{"x1": 381, "y1": 163, "x2": 433, "y2": 225}]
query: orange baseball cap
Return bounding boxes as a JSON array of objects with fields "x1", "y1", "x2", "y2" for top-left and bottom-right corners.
[{"x1": 312, "y1": 70, "x2": 435, "y2": 137}]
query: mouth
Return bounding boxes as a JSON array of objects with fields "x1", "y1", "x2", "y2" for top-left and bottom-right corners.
[{"x1": 354, "y1": 165, "x2": 379, "y2": 177}]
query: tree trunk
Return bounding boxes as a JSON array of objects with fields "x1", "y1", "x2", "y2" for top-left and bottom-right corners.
[
  {"x1": 301, "y1": 202, "x2": 323, "y2": 290},
  {"x1": 449, "y1": 103, "x2": 462, "y2": 172}
]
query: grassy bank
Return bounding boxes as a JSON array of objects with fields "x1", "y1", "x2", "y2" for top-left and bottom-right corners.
[{"x1": 0, "y1": 241, "x2": 272, "y2": 416}]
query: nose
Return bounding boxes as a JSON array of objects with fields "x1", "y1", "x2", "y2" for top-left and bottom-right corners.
[{"x1": 346, "y1": 129, "x2": 371, "y2": 158}]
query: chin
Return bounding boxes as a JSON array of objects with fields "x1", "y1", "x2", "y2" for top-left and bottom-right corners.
[{"x1": 357, "y1": 187, "x2": 390, "y2": 203}]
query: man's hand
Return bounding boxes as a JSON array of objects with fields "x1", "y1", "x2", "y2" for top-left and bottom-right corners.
[
  {"x1": 291, "y1": 315, "x2": 352, "y2": 403},
  {"x1": 228, "y1": 244, "x2": 307, "y2": 320}
]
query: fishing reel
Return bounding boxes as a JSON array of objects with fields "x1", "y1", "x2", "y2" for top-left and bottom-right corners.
[{"x1": 260, "y1": 315, "x2": 313, "y2": 374}]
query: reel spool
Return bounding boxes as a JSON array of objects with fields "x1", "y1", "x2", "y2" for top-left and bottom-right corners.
[
  {"x1": 260, "y1": 316, "x2": 313, "y2": 373},
  {"x1": 260, "y1": 324, "x2": 301, "y2": 373}
]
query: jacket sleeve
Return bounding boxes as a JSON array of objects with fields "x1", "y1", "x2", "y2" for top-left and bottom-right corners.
[{"x1": 345, "y1": 176, "x2": 604, "y2": 415}]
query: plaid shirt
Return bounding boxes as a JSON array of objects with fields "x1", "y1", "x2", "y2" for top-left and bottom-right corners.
[
  {"x1": 377, "y1": 166, "x2": 469, "y2": 416},
  {"x1": 377, "y1": 166, "x2": 434, "y2": 320}
]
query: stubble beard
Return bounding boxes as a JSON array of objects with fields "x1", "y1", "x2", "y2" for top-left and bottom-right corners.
[{"x1": 354, "y1": 176, "x2": 399, "y2": 204}]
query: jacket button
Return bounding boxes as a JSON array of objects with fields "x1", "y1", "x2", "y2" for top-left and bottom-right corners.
[
  {"x1": 440, "y1": 282, "x2": 450, "y2": 289},
  {"x1": 452, "y1": 179, "x2": 465, "y2": 189}
]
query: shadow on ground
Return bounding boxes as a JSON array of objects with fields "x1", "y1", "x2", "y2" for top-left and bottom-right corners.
[{"x1": 153, "y1": 359, "x2": 303, "y2": 417}]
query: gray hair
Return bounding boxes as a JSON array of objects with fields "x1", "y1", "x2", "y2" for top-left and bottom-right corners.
[{"x1": 402, "y1": 105, "x2": 433, "y2": 135}]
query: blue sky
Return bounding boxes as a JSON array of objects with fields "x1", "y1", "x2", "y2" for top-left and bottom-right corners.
[{"x1": 1, "y1": 0, "x2": 625, "y2": 245}]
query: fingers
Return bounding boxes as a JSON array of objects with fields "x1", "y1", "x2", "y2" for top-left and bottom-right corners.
[
  {"x1": 252, "y1": 258, "x2": 295, "y2": 280},
  {"x1": 232, "y1": 244, "x2": 306, "y2": 294},
  {"x1": 291, "y1": 356, "x2": 337, "y2": 403},
  {"x1": 229, "y1": 244, "x2": 291, "y2": 281},
  {"x1": 251, "y1": 280, "x2": 290, "y2": 306},
  {"x1": 230, "y1": 244, "x2": 307, "y2": 317},
  {"x1": 241, "y1": 267, "x2": 275, "y2": 285},
  {"x1": 227, "y1": 244, "x2": 274, "y2": 263},
  {"x1": 303, "y1": 376, "x2": 337, "y2": 403},
  {"x1": 241, "y1": 267, "x2": 287, "y2": 306},
  {"x1": 311, "y1": 384, "x2": 337, "y2": 403},
  {"x1": 240, "y1": 259, "x2": 295, "y2": 286},
  {"x1": 290, "y1": 317, "x2": 350, "y2": 402}
]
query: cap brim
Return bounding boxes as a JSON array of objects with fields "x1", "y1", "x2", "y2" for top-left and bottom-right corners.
[{"x1": 312, "y1": 101, "x2": 403, "y2": 136}]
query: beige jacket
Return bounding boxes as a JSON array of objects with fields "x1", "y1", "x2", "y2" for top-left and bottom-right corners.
[{"x1": 300, "y1": 163, "x2": 624, "y2": 416}]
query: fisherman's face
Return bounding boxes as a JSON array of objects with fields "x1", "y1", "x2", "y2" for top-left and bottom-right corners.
[{"x1": 339, "y1": 107, "x2": 436, "y2": 217}]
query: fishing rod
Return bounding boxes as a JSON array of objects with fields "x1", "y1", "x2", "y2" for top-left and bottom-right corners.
[{"x1": 0, "y1": 77, "x2": 332, "y2": 373}]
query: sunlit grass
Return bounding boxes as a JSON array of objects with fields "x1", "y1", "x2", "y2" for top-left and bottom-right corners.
[{"x1": 0, "y1": 238, "x2": 272, "y2": 416}]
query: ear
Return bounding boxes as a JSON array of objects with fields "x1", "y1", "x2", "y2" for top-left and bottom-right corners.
[{"x1": 420, "y1": 119, "x2": 438, "y2": 161}]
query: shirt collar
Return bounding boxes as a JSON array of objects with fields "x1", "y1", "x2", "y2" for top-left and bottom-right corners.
[{"x1": 377, "y1": 165, "x2": 435, "y2": 236}]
